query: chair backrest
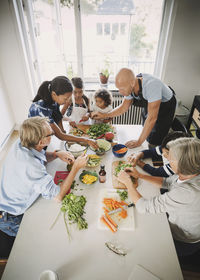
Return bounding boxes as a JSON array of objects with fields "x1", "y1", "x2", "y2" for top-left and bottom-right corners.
[{"x1": 171, "y1": 117, "x2": 188, "y2": 134}]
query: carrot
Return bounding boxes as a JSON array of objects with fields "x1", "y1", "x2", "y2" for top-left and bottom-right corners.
[
  {"x1": 105, "y1": 213, "x2": 118, "y2": 228},
  {"x1": 115, "y1": 147, "x2": 128, "y2": 154},
  {"x1": 119, "y1": 209, "x2": 128, "y2": 219},
  {"x1": 100, "y1": 216, "x2": 117, "y2": 233}
]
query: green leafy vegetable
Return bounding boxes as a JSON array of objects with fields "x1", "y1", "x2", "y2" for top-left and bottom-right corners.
[
  {"x1": 87, "y1": 123, "x2": 113, "y2": 139},
  {"x1": 117, "y1": 190, "x2": 128, "y2": 201},
  {"x1": 115, "y1": 161, "x2": 132, "y2": 176},
  {"x1": 61, "y1": 193, "x2": 88, "y2": 231}
]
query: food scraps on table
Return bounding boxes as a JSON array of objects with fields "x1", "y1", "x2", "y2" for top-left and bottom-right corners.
[{"x1": 117, "y1": 190, "x2": 128, "y2": 201}]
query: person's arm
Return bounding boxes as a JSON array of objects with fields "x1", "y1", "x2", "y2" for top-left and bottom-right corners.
[
  {"x1": 46, "y1": 150, "x2": 75, "y2": 164},
  {"x1": 55, "y1": 154, "x2": 87, "y2": 202},
  {"x1": 50, "y1": 122, "x2": 98, "y2": 149},
  {"x1": 92, "y1": 98, "x2": 132, "y2": 119},
  {"x1": 61, "y1": 99, "x2": 71, "y2": 115},
  {"x1": 125, "y1": 100, "x2": 161, "y2": 148},
  {"x1": 137, "y1": 160, "x2": 171, "y2": 177},
  {"x1": 117, "y1": 170, "x2": 142, "y2": 204},
  {"x1": 124, "y1": 167, "x2": 163, "y2": 187}
]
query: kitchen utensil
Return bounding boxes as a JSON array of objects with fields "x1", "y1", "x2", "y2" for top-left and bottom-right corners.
[{"x1": 108, "y1": 203, "x2": 134, "y2": 215}]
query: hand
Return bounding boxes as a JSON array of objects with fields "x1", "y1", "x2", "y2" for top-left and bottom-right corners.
[
  {"x1": 117, "y1": 170, "x2": 132, "y2": 186},
  {"x1": 125, "y1": 140, "x2": 141, "y2": 149},
  {"x1": 127, "y1": 152, "x2": 143, "y2": 166},
  {"x1": 72, "y1": 154, "x2": 88, "y2": 171},
  {"x1": 80, "y1": 115, "x2": 89, "y2": 122},
  {"x1": 87, "y1": 139, "x2": 99, "y2": 149},
  {"x1": 69, "y1": 121, "x2": 77, "y2": 128},
  {"x1": 124, "y1": 167, "x2": 141, "y2": 179},
  {"x1": 137, "y1": 160, "x2": 146, "y2": 169},
  {"x1": 91, "y1": 111, "x2": 106, "y2": 120},
  {"x1": 56, "y1": 151, "x2": 75, "y2": 164}
]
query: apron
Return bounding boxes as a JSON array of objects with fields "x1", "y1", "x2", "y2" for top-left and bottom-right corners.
[
  {"x1": 133, "y1": 74, "x2": 177, "y2": 146},
  {"x1": 70, "y1": 95, "x2": 90, "y2": 125}
]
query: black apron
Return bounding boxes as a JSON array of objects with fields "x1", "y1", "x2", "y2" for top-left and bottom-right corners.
[{"x1": 133, "y1": 74, "x2": 177, "y2": 146}]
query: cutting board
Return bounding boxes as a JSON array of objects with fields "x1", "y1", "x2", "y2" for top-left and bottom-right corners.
[
  {"x1": 112, "y1": 161, "x2": 138, "y2": 189},
  {"x1": 98, "y1": 189, "x2": 135, "y2": 231},
  {"x1": 69, "y1": 124, "x2": 117, "y2": 143}
]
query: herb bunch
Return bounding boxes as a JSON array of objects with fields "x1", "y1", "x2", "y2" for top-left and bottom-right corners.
[
  {"x1": 61, "y1": 193, "x2": 88, "y2": 231},
  {"x1": 87, "y1": 123, "x2": 113, "y2": 139}
]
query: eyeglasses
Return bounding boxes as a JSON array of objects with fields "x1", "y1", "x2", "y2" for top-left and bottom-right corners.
[{"x1": 44, "y1": 132, "x2": 55, "y2": 138}]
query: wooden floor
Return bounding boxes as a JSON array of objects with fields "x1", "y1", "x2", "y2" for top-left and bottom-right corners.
[{"x1": 1, "y1": 131, "x2": 200, "y2": 280}]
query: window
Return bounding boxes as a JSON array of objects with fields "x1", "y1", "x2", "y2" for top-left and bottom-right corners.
[
  {"x1": 96, "y1": 23, "x2": 102, "y2": 35},
  {"x1": 18, "y1": 0, "x2": 164, "y2": 83}
]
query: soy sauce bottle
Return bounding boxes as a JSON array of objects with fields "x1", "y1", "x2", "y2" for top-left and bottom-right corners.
[{"x1": 99, "y1": 165, "x2": 106, "y2": 183}]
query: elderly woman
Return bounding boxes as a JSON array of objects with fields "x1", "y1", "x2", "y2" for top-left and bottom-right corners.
[{"x1": 117, "y1": 137, "x2": 200, "y2": 257}]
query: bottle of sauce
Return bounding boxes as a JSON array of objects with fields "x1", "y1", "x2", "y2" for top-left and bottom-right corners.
[{"x1": 99, "y1": 165, "x2": 106, "y2": 183}]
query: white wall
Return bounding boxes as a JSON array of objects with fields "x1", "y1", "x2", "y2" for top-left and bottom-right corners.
[
  {"x1": 0, "y1": 0, "x2": 33, "y2": 127},
  {"x1": 163, "y1": 0, "x2": 200, "y2": 109},
  {"x1": 0, "y1": 71, "x2": 15, "y2": 150}
]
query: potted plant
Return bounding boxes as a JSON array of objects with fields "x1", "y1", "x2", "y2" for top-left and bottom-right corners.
[{"x1": 99, "y1": 58, "x2": 112, "y2": 85}]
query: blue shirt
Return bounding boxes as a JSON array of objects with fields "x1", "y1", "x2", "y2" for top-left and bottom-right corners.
[
  {"x1": 125, "y1": 73, "x2": 173, "y2": 103},
  {"x1": 28, "y1": 100, "x2": 61, "y2": 123},
  {"x1": 142, "y1": 146, "x2": 174, "y2": 177},
  {"x1": 0, "y1": 139, "x2": 60, "y2": 215}
]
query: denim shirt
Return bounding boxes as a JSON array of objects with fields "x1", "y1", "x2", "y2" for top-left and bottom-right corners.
[{"x1": 0, "y1": 139, "x2": 60, "y2": 215}]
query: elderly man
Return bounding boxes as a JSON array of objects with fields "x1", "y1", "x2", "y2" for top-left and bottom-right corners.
[
  {"x1": 0, "y1": 117, "x2": 87, "y2": 237},
  {"x1": 93, "y1": 68, "x2": 176, "y2": 148}
]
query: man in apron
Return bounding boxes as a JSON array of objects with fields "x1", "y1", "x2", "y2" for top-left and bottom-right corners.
[{"x1": 92, "y1": 68, "x2": 177, "y2": 148}]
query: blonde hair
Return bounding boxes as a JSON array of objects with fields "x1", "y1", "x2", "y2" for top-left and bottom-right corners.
[
  {"x1": 167, "y1": 137, "x2": 200, "y2": 175},
  {"x1": 20, "y1": 117, "x2": 49, "y2": 149}
]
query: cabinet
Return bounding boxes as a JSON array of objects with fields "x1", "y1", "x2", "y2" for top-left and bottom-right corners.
[{"x1": 186, "y1": 95, "x2": 200, "y2": 138}]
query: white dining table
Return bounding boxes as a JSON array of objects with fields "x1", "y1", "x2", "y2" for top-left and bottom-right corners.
[{"x1": 2, "y1": 125, "x2": 183, "y2": 280}]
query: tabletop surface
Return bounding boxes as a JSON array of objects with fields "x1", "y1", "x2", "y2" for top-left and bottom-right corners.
[{"x1": 2, "y1": 125, "x2": 183, "y2": 280}]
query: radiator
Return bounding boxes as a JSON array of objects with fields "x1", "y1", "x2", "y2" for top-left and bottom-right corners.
[
  {"x1": 111, "y1": 93, "x2": 143, "y2": 125},
  {"x1": 87, "y1": 91, "x2": 142, "y2": 125}
]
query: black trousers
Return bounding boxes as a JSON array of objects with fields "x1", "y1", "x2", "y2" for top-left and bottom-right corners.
[{"x1": 142, "y1": 94, "x2": 177, "y2": 146}]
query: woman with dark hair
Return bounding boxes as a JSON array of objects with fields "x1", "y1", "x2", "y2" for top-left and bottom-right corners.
[
  {"x1": 61, "y1": 77, "x2": 90, "y2": 127},
  {"x1": 28, "y1": 76, "x2": 98, "y2": 148}
]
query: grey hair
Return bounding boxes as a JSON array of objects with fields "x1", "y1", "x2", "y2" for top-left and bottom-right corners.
[
  {"x1": 20, "y1": 117, "x2": 49, "y2": 149},
  {"x1": 167, "y1": 137, "x2": 200, "y2": 175}
]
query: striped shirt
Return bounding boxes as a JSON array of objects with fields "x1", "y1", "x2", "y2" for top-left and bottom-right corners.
[{"x1": 142, "y1": 146, "x2": 174, "y2": 177}]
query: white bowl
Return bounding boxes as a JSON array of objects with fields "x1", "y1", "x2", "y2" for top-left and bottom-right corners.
[
  {"x1": 64, "y1": 142, "x2": 88, "y2": 158},
  {"x1": 39, "y1": 270, "x2": 59, "y2": 280}
]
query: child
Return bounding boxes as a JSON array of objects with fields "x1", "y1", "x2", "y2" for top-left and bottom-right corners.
[
  {"x1": 90, "y1": 88, "x2": 113, "y2": 123},
  {"x1": 61, "y1": 77, "x2": 90, "y2": 126},
  {"x1": 128, "y1": 131, "x2": 190, "y2": 177}
]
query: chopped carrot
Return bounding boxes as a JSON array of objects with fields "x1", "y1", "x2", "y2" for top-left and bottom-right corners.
[
  {"x1": 100, "y1": 216, "x2": 117, "y2": 233},
  {"x1": 115, "y1": 147, "x2": 128, "y2": 154},
  {"x1": 105, "y1": 213, "x2": 118, "y2": 228},
  {"x1": 119, "y1": 209, "x2": 128, "y2": 219}
]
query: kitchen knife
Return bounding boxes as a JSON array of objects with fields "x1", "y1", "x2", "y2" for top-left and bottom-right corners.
[{"x1": 108, "y1": 203, "x2": 134, "y2": 215}]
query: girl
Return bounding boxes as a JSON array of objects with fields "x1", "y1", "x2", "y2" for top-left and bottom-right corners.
[
  {"x1": 28, "y1": 76, "x2": 97, "y2": 149},
  {"x1": 90, "y1": 88, "x2": 113, "y2": 123},
  {"x1": 61, "y1": 77, "x2": 90, "y2": 127}
]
